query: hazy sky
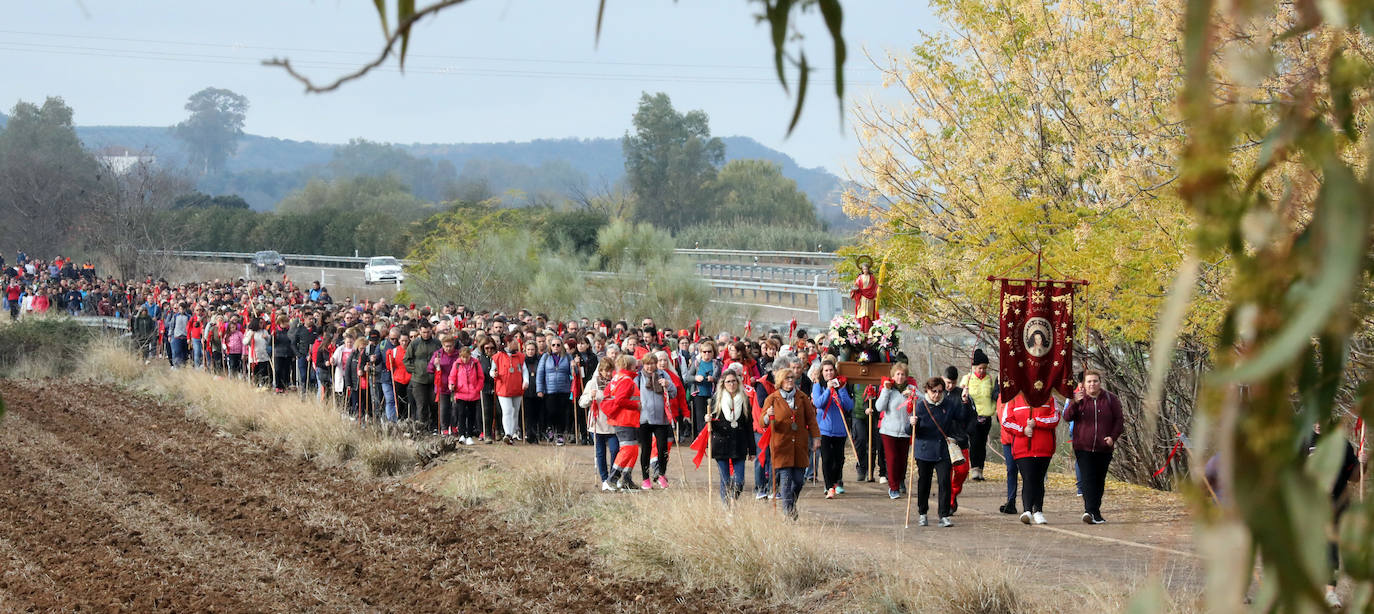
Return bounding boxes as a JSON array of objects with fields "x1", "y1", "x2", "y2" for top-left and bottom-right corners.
[{"x1": 3, "y1": 1, "x2": 936, "y2": 175}]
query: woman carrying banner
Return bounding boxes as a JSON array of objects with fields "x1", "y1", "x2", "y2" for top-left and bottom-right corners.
[
  {"x1": 811, "y1": 359, "x2": 854, "y2": 499},
  {"x1": 876, "y1": 363, "x2": 917, "y2": 499},
  {"x1": 763, "y1": 366, "x2": 820, "y2": 520},
  {"x1": 1002, "y1": 394, "x2": 1060, "y2": 524},
  {"x1": 710, "y1": 369, "x2": 752, "y2": 503},
  {"x1": 909, "y1": 377, "x2": 961, "y2": 527}
]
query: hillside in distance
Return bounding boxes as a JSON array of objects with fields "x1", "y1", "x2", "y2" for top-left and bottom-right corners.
[{"x1": 67, "y1": 122, "x2": 857, "y2": 228}]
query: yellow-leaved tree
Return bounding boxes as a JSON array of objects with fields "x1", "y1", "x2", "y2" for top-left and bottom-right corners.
[{"x1": 844, "y1": 0, "x2": 1227, "y2": 486}]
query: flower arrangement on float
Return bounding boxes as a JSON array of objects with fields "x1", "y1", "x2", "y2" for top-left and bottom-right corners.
[{"x1": 828, "y1": 314, "x2": 902, "y2": 363}]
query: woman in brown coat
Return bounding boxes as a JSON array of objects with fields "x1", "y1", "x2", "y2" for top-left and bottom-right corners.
[{"x1": 763, "y1": 363, "x2": 820, "y2": 519}]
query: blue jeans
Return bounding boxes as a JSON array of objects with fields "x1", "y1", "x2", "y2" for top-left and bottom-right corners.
[
  {"x1": 191, "y1": 338, "x2": 204, "y2": 368},
  {"x1": 776, "y1": 467, "x2": 807, "y2": 519},
  {"x1": 1003, "y1": 442, "x2": 1019, "y2": 501},
  {"x1": 170, "y1": 337, "x2": 188, "y2": 366},
  {"x1": 717, "y1": 458, "x2": 746, "y2": 503},
  {"x1": 753, "y1": 431, "x2": 772, "y2": 495},
  {"x1": 594, "y1": 433, "x2": 620, "y2": 483},
  {"x1": 380, "y1": 380, "x2": 397, "y2": 422},
  {"x1": 296, "y1": 356, "x2": 312, "y2": 392}
]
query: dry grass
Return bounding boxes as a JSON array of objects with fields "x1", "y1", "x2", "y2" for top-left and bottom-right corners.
[
  {"x1": 78, "y1": 338, "x2": 419, "y2": 477},
  {"x1": 430, "y1": 452, "x2": 595, "y2": 524}
]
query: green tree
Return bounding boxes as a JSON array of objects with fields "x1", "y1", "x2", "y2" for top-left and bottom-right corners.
[
  {"x1": 171, "y1": 87, "x2": 249, "y2": 174},
  {"x1": 0, "y1": 97, "x2": 102, "y2": 253},
  {"x1": 328, "y1": 138, "x2": 457, "y2": 201},
  {"x1": 623, "y1": 92, "x2": 724, "y2": 231},
  {"x1": 276, "y1": 175, "x2": 425, "y2": 217},
  {"x1": 709, "y1": 159, "x2": 818, "y2": 227}
]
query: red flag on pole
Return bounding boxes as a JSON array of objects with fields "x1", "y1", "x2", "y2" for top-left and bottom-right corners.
[
  {"x1": 788, "y1": 319, "x2": 797, "y2": 340},
  {"x1": 690, "y1": 425, "x2": 711, "y2": 468},
  {"x1": 744, "y1": 320, "x2": 752, "y2": 339},
  {"x1": 757, "y1": 425, "x2": 771, "y2": 452},
  {"x1": 692, "y1": 319, "x2": 702, "y2": 342},
  {"x1": 997, "y1": 279, "x2": 1076, "y2": 407}
]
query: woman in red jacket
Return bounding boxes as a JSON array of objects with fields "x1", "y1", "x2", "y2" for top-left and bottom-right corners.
[
  {"x1": 601, "y1": 354, "x2": 642, "y2": 491},
  {"x1": 1001, "y1": 395, "x2": 1060, "y2": 525}
]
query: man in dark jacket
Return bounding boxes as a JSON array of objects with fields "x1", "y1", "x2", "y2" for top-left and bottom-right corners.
[
  {"x1": 270, "y1": 314, "x2": 296, "y2": 392},
  {"x1": 1061, "y1": 369, "x2": 1124, "y2": 524},
  {"x1": 130, "y1": 306, "x2": 156, "y2": 360},
  {"x1": 404, "y1": 321, "x2": 441, "y2": 430},
  {"x1": 289, "y1": 315, "x2": 318, "y2": 394}
]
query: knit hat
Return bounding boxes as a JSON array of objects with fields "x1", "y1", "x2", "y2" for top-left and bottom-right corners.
[{"x1": 972, "y1": 348, "x2": 990, "y2": 366}]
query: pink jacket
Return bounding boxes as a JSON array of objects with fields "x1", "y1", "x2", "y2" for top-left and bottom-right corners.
[{"x1": 447, "y1": 357, "x2": 484, "y2": 401}]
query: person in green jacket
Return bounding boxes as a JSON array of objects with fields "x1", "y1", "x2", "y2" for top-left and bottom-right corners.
[{"x1": 404, "y1": 321, "x2": 441, "y2": 432}]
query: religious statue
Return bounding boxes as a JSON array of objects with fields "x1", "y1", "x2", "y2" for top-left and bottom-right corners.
[{"x1": 851, "y1": 256, "x2": 878, "y2": 332}]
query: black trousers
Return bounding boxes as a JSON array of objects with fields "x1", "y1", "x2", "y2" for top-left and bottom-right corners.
[
  {"x1": 1075, "y1": 450, "x2": 1113, "y2": 516},
  {"x1": 393, "y1": 380, "x2": 410, "y2": 420},
  {"x1": 852, "y1": 415, "x2": 883, "y2": 479},
  {"x1": 970, "y1": 417, "x2": 993, "y2": 470},
  {"x1": 272, "y1": 356, "x2": 293, "y2": 389},
  {"x1": 915, "y1": 458, "x2": 952, "y2": 517},
  {"x1": 480, "y1": 390, "x2": 497, "y2": 437},
  {"x1": 819, "y1": 435, "x2": 846, "y2": 490},
  {"x1": 455, "y1": 398, "x2": 479, "y2": 437},
  {"x1": 437, "y1": 394, "x2": 454, "y2": 433},
  {"x1": 544, "y1": 394, "x2": 572, "y2": 434},
  {"x1": 410, "y1": 380, "x2": 435, "y2": 429},
  {"x1": 690, "y1": 396, "x2": 710, "y2": 437},
  {"x1": 1017, "y1": 456, "x2": 1052, "y2": 513},
  {"x1": 251, "y1": 361, "x2": 271, "y2": 387},
  {"x1": 638, "y1": 423, "x2": 674, "y2": 479}
]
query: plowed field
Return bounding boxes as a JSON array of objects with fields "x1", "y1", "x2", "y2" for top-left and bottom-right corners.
[{"x1": 0, "y1": 380, "x2": 719, "y2": 613}]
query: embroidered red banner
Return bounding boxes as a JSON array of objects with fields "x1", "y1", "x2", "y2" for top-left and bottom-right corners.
[{"x1": 998, "y1": 279, "x2": 1075, "y2": 407}]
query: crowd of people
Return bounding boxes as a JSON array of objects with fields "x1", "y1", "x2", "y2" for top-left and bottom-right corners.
[{"x1": 1, "y1": 252, "x2": 1129, "y2": 527}]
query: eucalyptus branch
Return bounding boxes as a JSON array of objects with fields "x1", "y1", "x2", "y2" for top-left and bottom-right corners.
[{"x1": 262, "y1": 0, "x2": 474, "y2": 94}]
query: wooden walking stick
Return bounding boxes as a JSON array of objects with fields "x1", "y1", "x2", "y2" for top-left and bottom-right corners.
[
  {"x1": 706, "y1": 417, "x2": 713, "y2": 503},
  {"x1": 868, "y1": 397, "x2": 877, "y2": 482},
  {"x1": 904, "y1": 427, "x2": 917, "y2": 529}
]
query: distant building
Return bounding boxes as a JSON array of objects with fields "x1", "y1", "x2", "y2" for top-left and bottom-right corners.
[{"x1": 97, "y1": 146, "x2": 156, "y2": 175}]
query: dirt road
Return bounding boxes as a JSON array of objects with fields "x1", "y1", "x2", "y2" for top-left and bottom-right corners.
[
  {"x1": 464, "y1": 435, "x2": 1201, "y2": 594},
  {"x1": 0, "y1": 380, "x2": 731, "y2": 613}
]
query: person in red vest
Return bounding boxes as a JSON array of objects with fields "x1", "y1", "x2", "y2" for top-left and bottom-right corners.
[
  {"x1": 385, "y1": 335, "x2": 411, "y2": 420},
  {"x1": 490, "y1": 334, "x2": 529, "y2": 444}
]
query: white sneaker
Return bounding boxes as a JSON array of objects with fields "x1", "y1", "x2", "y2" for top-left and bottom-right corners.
[
  {"x1": 1325, "y1": 587, "x2": 1342, "y2": 609},
  {"x1": 463, "y1": 437, "x2": 474, "y2": 445},
  {"x1": 1082, "y1": 512, "x2": 1093, "y2": 524},
  {"x1": 1020, "y1": 511, "x2": 1032, "y2": 525},
  {"x1": 917, "y1": 515, "x2": 928, "y2": 527},
  {"x1": 878, "y1": 476, "x2": 888, "y2": 485},
  {"x1": 938, "y1": 517, "x2": 953, "y2": 528},
  {"x1": 1033, "y1": 512, "x2": 1047, "y2": 525},
  {"x1": 601, "y1": 481, "x2": 615, "y2": 492}
]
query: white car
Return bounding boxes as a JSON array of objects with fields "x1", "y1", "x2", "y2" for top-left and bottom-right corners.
[{"x1": 363, "y1": 256, "x2": 405, "y2": 285}]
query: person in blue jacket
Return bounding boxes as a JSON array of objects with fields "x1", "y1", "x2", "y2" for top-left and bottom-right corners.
[
  {"x1": 535, "y1": 335, "x2": 575, "y2": 445},
  {"x1": 811, "y1": 358, "x2": 853, "y2": 499}
]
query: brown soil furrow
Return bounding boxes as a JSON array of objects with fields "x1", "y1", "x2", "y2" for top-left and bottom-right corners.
[
  {"x1": 0, "y1": 427, "x2": 260, "y2": 611},
  {"x1": 0, "y1": 409, "x2": 359, "y2": 612},
  {"x1": 0, "y1": 379, "x2": 709, "y2": 613},
  {"x1": 4, "y1": 383, "x2": 498, "y2": 614}
]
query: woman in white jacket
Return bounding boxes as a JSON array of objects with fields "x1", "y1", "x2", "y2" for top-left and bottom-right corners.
[{"x1": 579, "y1": 360, "x2": 620, "y2": 490}]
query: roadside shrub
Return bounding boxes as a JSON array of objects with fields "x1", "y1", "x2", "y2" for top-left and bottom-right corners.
[{"x1": 0, "y1": 317, "x2": 96, "y2": 378}]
